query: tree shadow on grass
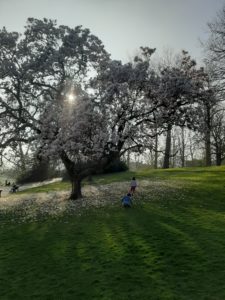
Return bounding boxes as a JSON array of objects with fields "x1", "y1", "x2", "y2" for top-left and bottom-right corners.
[{"x1": 1, "y1": 203, "x2": 225, "y2": 299}]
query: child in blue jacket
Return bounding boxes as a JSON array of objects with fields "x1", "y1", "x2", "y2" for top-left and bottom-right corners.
[{"x1": 121, "y1": 193, "x2": 132, "y2": 208}]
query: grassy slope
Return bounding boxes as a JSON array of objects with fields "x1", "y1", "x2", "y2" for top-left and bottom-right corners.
[
  {"x1": 17, "y1": 165, "x2": 225, "y2": 193},
  {"x1": 1, "y1": 166, "x2": 225, "y2": 299}
]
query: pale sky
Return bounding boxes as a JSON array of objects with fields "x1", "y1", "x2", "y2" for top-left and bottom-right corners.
[{"x1": 0, "y1": 0, "x2": 224, "y2": 63}]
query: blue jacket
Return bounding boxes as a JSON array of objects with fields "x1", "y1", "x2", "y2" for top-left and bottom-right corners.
[{"x1": 122, "y1": 195, "x2": 132, "y2": 206}]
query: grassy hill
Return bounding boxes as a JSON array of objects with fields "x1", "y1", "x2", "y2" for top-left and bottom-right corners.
[{"x1": 1, "y1": 166, "x2": 225, "y2": 299}]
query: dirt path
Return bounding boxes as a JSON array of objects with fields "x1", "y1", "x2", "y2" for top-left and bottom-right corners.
[{"x1": 0, "y1": 178, "x2": 62, "y2": 197}]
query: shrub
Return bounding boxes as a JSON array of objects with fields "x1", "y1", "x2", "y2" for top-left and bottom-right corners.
[
  {"x1": 103, "y1": 159, "x2": 128, "y2": 173},
  {"x1": 61, "y1": 159, "x2": 128, "y2": 181},
  {"x1": 16, "y1": 161, "x2": 61, "y2": 184}
]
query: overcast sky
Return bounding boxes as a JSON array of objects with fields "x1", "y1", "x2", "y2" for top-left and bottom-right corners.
[{"x1": 0, "y1": 0, "x2": 224, "y2": 63}]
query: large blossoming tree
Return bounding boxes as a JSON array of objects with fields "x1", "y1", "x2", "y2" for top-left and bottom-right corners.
[
  {"x1": 38, "y1": 49, "x2": 159, "y2": 199},
  {"x1": 40, "y1": 82, "x2": 110, "y2": 199},
  {"x1": 0, "y1": 18, "x2": 110, "y2": 198}
]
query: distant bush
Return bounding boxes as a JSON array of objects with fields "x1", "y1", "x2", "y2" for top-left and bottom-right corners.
[
  {"x1": 62, "y1": 159, "x2": 128, "y2": 181},
  {"x1": 17, "y1": 161, "x2": 61, "y2": 184},
  {"x1": 103, "y1": 159, "x2": 128, "y2": 173},
  {"x1": 185, "y1": 159, "x2": 204, "y2": 167}
]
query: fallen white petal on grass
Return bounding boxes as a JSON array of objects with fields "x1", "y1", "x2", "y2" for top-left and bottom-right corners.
[{"x1": 0, "y1": 180, "x2": 186, "y2": 223}]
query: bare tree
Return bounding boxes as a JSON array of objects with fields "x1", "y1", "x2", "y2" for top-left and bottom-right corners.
[{"x1": 211, "y1": 109, "x2": 225, "y2": 165}]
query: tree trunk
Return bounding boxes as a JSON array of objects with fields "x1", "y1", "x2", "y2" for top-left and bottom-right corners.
[
  {"x1": 205, "y1": 104, "x2": 212, "y2": 167},
  {"x1": 154, "y1": 132, "x2": 158, "y2": 169},
  {"x1": 60, "y1": 151, "x2": 83, "y2": 201},
  {"x1": 70, "y1": 178, "x2": 82, "y2": 200},
  {"x1": 18, "y1": 141, "x2": 27, "y2": 172},
  {"x1": 163, "y1": 124, "x2": 172, "y2": 169},
  {"x1": 189, "y1": 134, "x2": 194, "y2": 163},
  {"x1": 216, "y1": 153, "x2": 222, "y2": 166},
  {"x1": 181, "y1": 127, "x2": 185, "y2": 168},
  {"x1": 127, "y1": 150, "x2": 130, "y2": 169},
  {"x1": 215, "y1": 145, "x2": 222, "y2": 166},
  {"x1": 205, "y1": 132, "x2": 212, "y2": 166},
  {"x1": 172, "y1": 134, "x2": 176, "y2": 168}
]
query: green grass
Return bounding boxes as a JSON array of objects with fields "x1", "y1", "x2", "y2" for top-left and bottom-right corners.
[{"x1": 1, "y1": 166, "x2": 225, "y2": 299}]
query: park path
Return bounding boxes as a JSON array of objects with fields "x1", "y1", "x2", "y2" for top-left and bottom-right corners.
[{"x1": 0, "y1": 178, "x2": 62, "y2": 197}]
